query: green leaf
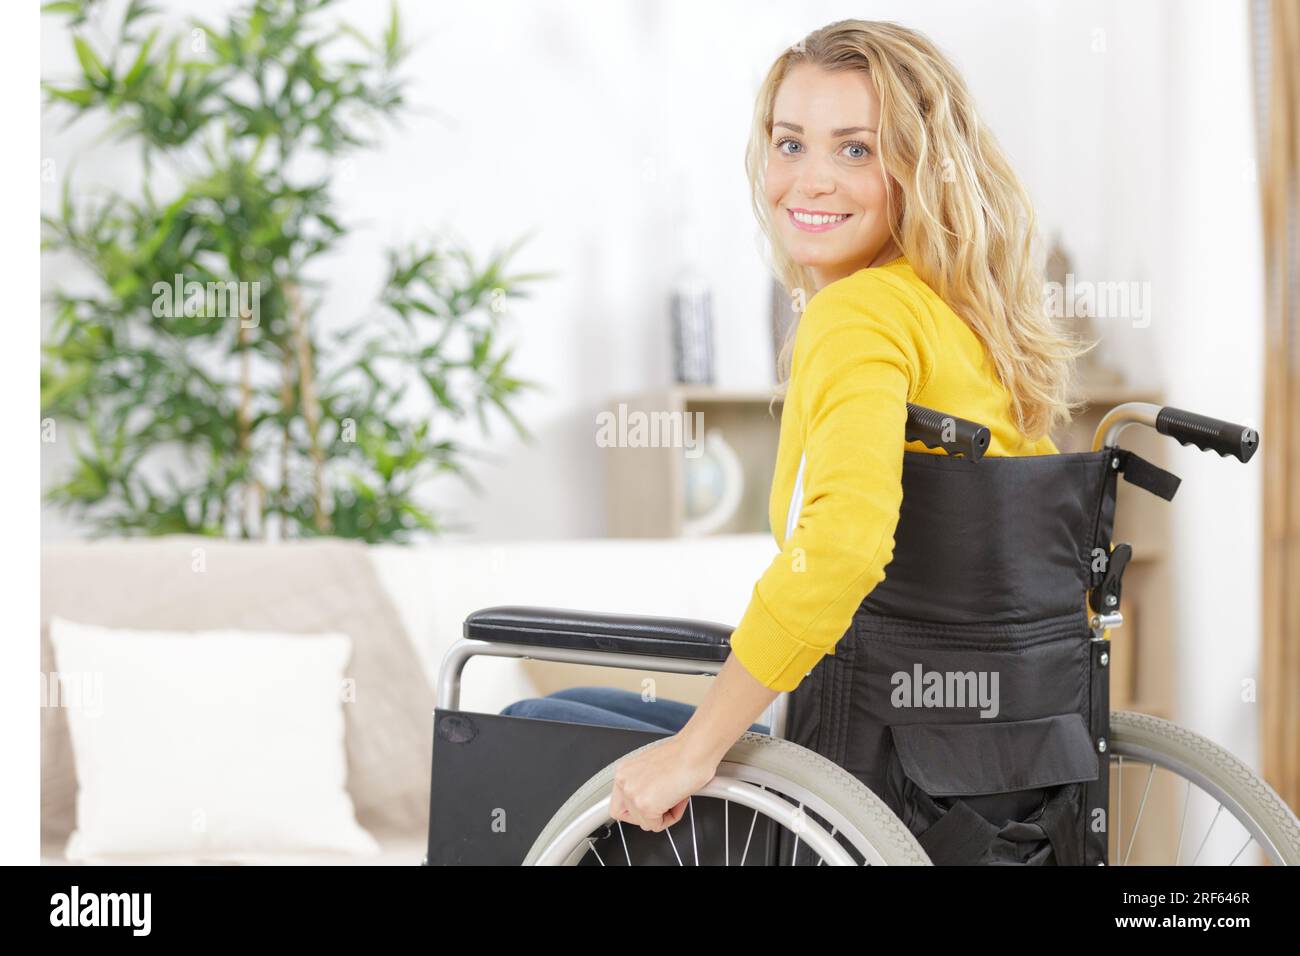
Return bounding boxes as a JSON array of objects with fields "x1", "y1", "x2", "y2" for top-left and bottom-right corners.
[
  {"x1": 123, "y1": 27, "x2": 159, "y2": 89},
  {"x1": 43, "y1": 84, "x2": 96, "y2": 107},
  {"x1": 41, "y1": 2, "x2": 85, "y2": 17},
  {"x1": 72, "y1": 35, "x2": 107, "y2": 86}
]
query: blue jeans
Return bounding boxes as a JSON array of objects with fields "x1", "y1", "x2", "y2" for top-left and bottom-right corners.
[{"x1": 499, "y1": 686, "x2": 770, "y2": 735}]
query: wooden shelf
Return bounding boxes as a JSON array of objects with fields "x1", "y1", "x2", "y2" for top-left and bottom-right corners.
[
  {"x1": 668, "y1": 385, "x2": 784, "y2": 405},
  {"x1": 605, "y1": 385, "x2": 784, "y2": 538},
  {"x1": 1075, "y1": 373, "x2": 1164, "y2": 408}
]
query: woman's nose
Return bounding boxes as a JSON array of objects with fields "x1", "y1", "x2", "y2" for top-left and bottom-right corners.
[
  {"x1": 798, "y1": 175, "x2": 835, "y2": 198},
  {"x1": 797, "y1": 158, "x2": 836, "y2": 197}
]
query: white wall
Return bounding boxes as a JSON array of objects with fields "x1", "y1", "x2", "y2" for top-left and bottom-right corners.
[
  {"x1": 35, "y1": 0, "x2": 1161, "y2": 543},
  {"x1": 1144, "y1": 0, "x2": 1265, "y2": 770},
  {"x1": 42, "y1": 1, "x2": 1266, "y2": 751}
]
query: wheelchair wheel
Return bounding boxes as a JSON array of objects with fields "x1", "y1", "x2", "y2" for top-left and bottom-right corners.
[
  {"x1": 1108, "y1": 711, "x2": 1300, "y2": 865},
  {"x1": 523, "y1": 731, "x2": 932, "y2": 865}
]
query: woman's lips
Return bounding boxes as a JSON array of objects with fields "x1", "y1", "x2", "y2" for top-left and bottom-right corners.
[{"x1": 786, "y1": 208, "x2": 853, "y2": 233}]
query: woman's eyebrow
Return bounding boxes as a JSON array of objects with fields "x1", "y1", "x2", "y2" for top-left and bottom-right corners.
[{"x1": 774, "y1": 121, "x2": 877, "y2": 136}]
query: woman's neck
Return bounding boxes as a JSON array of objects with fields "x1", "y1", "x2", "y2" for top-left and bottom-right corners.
[{"x1": 810, "y1": 241, "x2": 903, "y2": 292}]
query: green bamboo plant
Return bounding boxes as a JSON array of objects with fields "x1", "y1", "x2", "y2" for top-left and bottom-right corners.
[{"x1": 41, "y1": 0, "x2": 550, "y2": 542}]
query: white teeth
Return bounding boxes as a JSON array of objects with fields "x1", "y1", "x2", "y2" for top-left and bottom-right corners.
[{"x1": 792, "y1": 211, "x2": 849, "y2": 225}]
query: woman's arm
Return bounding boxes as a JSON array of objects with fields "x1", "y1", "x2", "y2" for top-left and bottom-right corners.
[
  {"x1": 678, "y1": 653, "x2": 778, "y2": 763},
  {"x1": 726, "y1": 277, "x2": 936, "y2": 692}
]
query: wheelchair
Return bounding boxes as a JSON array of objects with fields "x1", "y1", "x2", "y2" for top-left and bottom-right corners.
[{"x1": 424, "y1": 401, "x2": 1300, "y2": 866}]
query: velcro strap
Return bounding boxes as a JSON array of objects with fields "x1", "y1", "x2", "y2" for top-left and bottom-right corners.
[
  {"x1": 916, "y1": 799, "x2": 1000, "y2": 865},
  {"x1": 1118, "y1": 450, "x2": 1181, "y2": 501},
  {"x1": 1037, "y1": 781, "x2": 1086, "y2": 866}
]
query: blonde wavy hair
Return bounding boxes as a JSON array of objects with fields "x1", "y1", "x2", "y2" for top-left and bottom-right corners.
[{"x1": 749, "y1": 19, "x2": 1090, "y2": 441}]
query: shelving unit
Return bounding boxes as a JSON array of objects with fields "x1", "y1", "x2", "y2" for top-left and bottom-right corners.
[{"x1": 604, "y1": 386, "x2": 784, "y2": 538}]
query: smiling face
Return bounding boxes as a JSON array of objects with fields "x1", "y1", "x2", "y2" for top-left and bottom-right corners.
[{"x1": 764, "y1": 63, "x2": 900, "y2": 291}]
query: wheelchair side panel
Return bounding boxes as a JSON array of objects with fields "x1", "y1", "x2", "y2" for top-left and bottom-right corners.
[
  {"x1": 426, "y1": 709, "x2": 783, "y2": 865},
  {"x1": 427, "y1": 710, "x2": 650, "y2": 865}
]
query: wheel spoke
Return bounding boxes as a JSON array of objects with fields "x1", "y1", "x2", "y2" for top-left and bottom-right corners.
[
  {"x1": 790, "y1": 802, "x2": 804, "y2": 865},
  {"x1": 1121, "y1": 763, "x2": 1155, "y2": 866},
  {"x1": 724, "y1": 800, "x2": 730, "y2": 867},
  {"x1": 1174, "y1": 778, "x2": 1190, "y2": 866},
  {"x1": 1189, "y1": 804, "x2": 1224, "y2": 866},
  {"x1": 665, "y1": 827, "x2": 684, "y2": 865},
  {"x1": 1228, "y1": 834, "x2": 1253, "y2": 866},
  {"x1": 1116, "y1": 756, "x2": 1124, "y2": 865},
  {"x1": 617, "y1": 820, "x2": 632, "y2": 866},
  {"x1": 818, "y1": 826, "x2": 837, "y2": 866},
  {"x1": 688, "y1": 796, "x2": 699, "y2": 866},
  {"x1": 740, "y1": 806, "x2": 759, "y2": 867},
  {"x1": 585, "y1": 837, "x2": 606, "y2": 866}
]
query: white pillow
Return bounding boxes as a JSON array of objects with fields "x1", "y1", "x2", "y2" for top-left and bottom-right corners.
[{"x1": 48, "y1": 618, "x2": 380, "y2": 863}]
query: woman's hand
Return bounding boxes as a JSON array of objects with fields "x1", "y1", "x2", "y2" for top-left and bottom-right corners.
[
  {"x1": 608, "y1": 654, "x2": 779, "y2": 833},
  {"x1": 608, "y1": 733, "x2": 722, "y2": 833}
]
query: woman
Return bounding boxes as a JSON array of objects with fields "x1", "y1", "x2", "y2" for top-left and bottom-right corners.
[{"x1": 500, "y1": 19, "x2": 1087, "y2": 833}]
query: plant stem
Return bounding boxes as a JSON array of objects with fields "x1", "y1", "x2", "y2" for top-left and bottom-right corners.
[
  {"x1": 280, "y1": 339, "x2": 293, "y2": 536},
  {"x1": 237, "y1": 319, "x2": 254, "y2": 538},
  {"x1": 286, "y1": 279, "x2": 329, "y2": 531}
]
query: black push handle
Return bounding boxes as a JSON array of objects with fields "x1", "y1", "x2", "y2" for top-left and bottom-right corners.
[
  {"x1": 1155, "y1": 406, "x2": 1259, "y2": 463},
  {"x1": 905, "y1": 403, "x2": 990, "y2": 461}
]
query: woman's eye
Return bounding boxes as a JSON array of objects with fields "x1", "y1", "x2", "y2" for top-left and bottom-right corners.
[{"x1": 773, "y1": 137, "x2": 872, "y2": 160}]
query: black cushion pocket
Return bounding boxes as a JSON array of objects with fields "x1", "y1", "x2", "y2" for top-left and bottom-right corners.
[{"x1": 888, "y1": 713, "x2": 1099, "y2": 865}]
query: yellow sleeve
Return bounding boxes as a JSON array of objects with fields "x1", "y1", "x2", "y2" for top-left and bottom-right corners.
[{"x1": 728, "y1": 275, "x2": 936, "y2": 692}]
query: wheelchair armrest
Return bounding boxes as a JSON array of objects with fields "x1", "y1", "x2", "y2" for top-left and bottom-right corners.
[{"x1": 463, "y1": 605, "x2": 733, "y2": 663}]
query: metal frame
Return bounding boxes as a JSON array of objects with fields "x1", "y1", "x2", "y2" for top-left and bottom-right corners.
[
  {"x1": 437, "y1": 639, "x2": 722, "y2": 711},
  {"x1": 1093, "y1": 401, "x2": 1161, "y2": 453},
  {"x1": 436, "y1": 638, "x2": 793, "y2": 739}
]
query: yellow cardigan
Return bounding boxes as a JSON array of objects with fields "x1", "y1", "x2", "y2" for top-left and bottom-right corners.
[{"x1": 728, "y1": 257, "x2": 1059, "y2": 692}]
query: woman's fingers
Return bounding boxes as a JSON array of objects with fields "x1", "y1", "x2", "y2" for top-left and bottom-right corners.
[
  {"x1": 618, "y1": 794, "x2": 658, "y2": 831},
  {"x1": 613, "y1": 765, "x2": 656, "y2": 830},
  {"x1": 663, "y1": 797, "x2": 689, "y2": 827},
  {"x1": 639, "y1": 797, "x2": 688, "y2": 834},
  {"x1": 609, "y1": 780, "x2": 638, "y2": 828},
  {"x1": 610, "y1": 779, "x2": 648, "y2": 830}
]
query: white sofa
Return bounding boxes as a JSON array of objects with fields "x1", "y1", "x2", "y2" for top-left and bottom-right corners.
[
  {"x1": 368, "y1": 533, "x2": 778, "y2": 711},
  {"x1": 41, "y1": 533, "x2": 777, "y2": 865}
]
